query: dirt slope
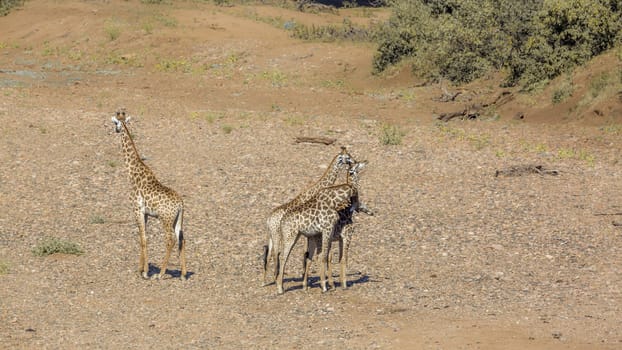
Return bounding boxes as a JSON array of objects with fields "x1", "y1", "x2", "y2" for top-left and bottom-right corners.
[{"x1": 1, "y1": 1, "x2": 621, "y2": 349}]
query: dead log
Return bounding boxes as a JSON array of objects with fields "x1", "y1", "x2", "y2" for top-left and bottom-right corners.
[
  {"x1": 434, "y1": 88, "x2": 462, "y2": 102},
  {"x1": 495, "y1": 165, "x2": 560, "y2": 177},
  {"x1": 294, "y1": 136, "x2": 336, "y2": 145},
  {"x1": 437, "y1": 105, "x2": 482, "y2": 122},
  {"x1": 436, "y1": 91, "x2": 514, "y2": 122}
]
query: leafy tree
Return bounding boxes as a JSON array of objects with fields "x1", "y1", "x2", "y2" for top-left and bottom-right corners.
[
  {"x1": 374, "y1": 0, "x2": 621, "y2": 86},
  {"x1": 517, "y1": 0, "x2": 621, "y2": 87}
]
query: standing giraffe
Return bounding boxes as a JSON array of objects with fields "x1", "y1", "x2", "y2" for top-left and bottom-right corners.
[
  {"x1": 276, "y1": 162, "x2": 365, "y2": 294},
  {"x1": 302, "y1": 161, "x2": 371, "y2": 291},
  {"x1": 111, "y1": 109, "x2": 187, "y2": 280},
  {"x1": 262, "y1": 147, "x2": 353, "y2": 285}
]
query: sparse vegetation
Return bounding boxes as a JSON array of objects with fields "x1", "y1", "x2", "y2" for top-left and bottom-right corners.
[
  {"x1": 90, "y1": 215, "x2": 106, "y2": 224},
  {"x1": 0, "y1": 260, "x2": 9, "y2": 275},
  {"x1": 552, "y1": 77, "x2": 574, "y2": 104},
  {"x1": 221, "y1": 125, "x2": 234, "y2": 134},
  {"x1": 0, "y1": 0, "x2": 23, "y2": 16},
  {"x1": 190, "y1": 110, "x2": 225, "y2": 123},
  {"x1": 261, "y1": 70, "x2": 287, "y2": 87},
  {"x1": 589, "y1": 72, "x2": 612, "y2": 98},
  {"x1": 291, "y1": 18, "x2": 375, "y2": 42},
  {"x1": 32, "y1": 237, "x2": 84, "y2": 257},
  {"x1": 153, "y1": 13, "x2": 178, "y2": 27},
  {"x1": 156, "y1": 58, "x2": 192, "y2": 73},
  {"x1": 104, "y1": 20, "x2": 122, "y2": 41},
  {"x1": 379, "y1": 123, "x2": 404, "y2": 145},
  {"x1": 600, "y1": 123, "x2": 622, "y2": 134},
  {"x1": 557, "y1": 147, "x2": 596, "y2": 166}
]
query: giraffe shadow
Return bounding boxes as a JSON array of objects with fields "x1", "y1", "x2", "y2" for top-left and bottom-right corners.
[
  {"x1": 285, "y1": 271, "x2": 370, "y2": 292},
  {"x1": 147, "y1": 263, "x2": 194, "y2": 280}
]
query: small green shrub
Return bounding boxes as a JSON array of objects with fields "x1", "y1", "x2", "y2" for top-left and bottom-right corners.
[
  {"x1": 379, "y1": 123, "x2": 404, "y2": 145},
  {"x1": 32, "y1": 237, "x2": 84, "y2": 257},
  {"x1": 552, "y1": 78, "x2": 574, "y2": 104},
  {"x1": 0, "y1": 260, "x2": 9, "y2": 275},
  {"x1": 90, "y1": 215, "x2": 105, "y2": 224},
  {"x1": 221, "y1": 125, "x2": 234, "y2": 134},
  {"x1": 153, "y1": 13, "x2": 177, "y2": 27},
  {"x1": 589, "y1": 72, "x2": 611, "y2": 98},
  {"x1": 104, "y1": 22, "x2": 121, "y2": 41},
  {"x1": 156, "y1": 58, "x2": 192, "y2": 73}
]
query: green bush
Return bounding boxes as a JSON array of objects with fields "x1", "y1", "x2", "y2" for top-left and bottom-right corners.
[
  {"x1": 517, "y1": 0, "x2": 621, "y2": 87},
  {"x1": 32, "y1": 237, "x2": 84, "y2": 257},
  {"x1": 374, "y1": 0, "x2": 622, "y2": 86},
  {"x1": 372, "y1": 1, "x2": 425, "y2": 73}
]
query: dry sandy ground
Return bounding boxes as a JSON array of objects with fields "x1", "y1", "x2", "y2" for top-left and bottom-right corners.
[{"x1": 1, "y1": 1, "x2": 621, "y2": 349}]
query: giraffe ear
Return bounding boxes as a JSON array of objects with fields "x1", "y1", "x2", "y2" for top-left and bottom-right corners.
[{"x1": 125, "y1": 116, "x2": 131, "y2": 123}]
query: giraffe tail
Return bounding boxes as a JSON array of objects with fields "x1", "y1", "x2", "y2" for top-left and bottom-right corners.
[{"x1": 174, "y1": 207, "x2": 184, "y2": 252}]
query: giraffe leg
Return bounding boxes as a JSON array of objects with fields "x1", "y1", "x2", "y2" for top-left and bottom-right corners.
[
  {"x1": 271, "y1": 232, "x2": 282, "y2": 283},
  {"x1": 319, "y1": 232, "x2": 330, "y2": 293},
  {"x1": 262, "y1": 236, "x2": 275, "y2": 286},
  {"x1": 261, "y1": 243, "x2": 270, "y2": 286},
  {"x1": 178, "y1": 232, "x2": 187, "y2": 281},
  {"x1": 176, "y1": 208, "x2": 187, "y2": 281},
  {"x1": 154, "y1": 219, "x2": 175, "y2": 280},
  {"x1": 302, "y1": 250, "x2": 310, "y2": 291},
  {"x1": 302, "y1": 236, "x2": 318, "y2": 291},
  {"x1": 340, "y1": 229, "x2": 351, "y2": 290},
  {"x1": 135, "y1": 210, "x2": 149, "y2": 279},
  {"x1": 326, "y1": 239, "x2": 335, "y2": 290},
  {"x1": 277, "y1": 234, "x2": 298, "y2": 295}
]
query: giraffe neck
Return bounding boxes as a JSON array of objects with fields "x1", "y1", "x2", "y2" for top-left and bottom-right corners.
[
  {"x1": 315, "y1": 184, "x2": 354, "y2": 212},
  {"x1": 316, "y1": 154, "x2": 342, "y2": 187},
  {"x1": 288, "y1": 153, "x2": 344, "y2": 207},
  {"x1": 119, "y1": 122, "x2": 152, "y2": 185}
]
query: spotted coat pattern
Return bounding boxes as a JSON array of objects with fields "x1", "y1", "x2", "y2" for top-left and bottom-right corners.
[
  {"x1": 262, "y1": 147, "x2": 353, "y2": 285},
  {"x1": 276, "y1": 163, "x2": 364, "y2": 295},
  {"x1": 112, "y1": 110, "x2": 187, "y2": 280}
]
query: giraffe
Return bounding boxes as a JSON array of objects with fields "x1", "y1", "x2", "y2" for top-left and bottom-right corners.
[
  {"x1": 111, "y1": 109, "x2": 187, "y2": 280},
  {"x1": 275, "y1": 162, "x2": 365, "y2": 294},
  {"x1": 302, "y1": 160, "x2": 370, "y2": 291},
  {"x1": 262, "y1": 147, "x2": 354, "y2": 286}
]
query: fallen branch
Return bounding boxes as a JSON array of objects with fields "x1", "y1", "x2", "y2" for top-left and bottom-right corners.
[
  {"x1": 594, "y1": 212, "x2": 622, "y2": 216},
  {"x1": 294, "y1": 136, "x2": 336, "y2": 145},
  {"x1": 436, "y1": 91, "x2": 514, "y2": 122},
  {"x1": 434, "y1": 87, "x2": 462, "y2": 102},
  {"x1": 495, "y1": 165, "x2": 560, "y2": 177}
]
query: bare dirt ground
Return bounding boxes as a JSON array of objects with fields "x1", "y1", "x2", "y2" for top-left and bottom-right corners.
[{"x1": 1, "y1": 1, "x2": 621, "y2": 349}]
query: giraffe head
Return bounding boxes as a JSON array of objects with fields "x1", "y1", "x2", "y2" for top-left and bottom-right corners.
[
  {"x1": 111, "y1": 109, "x2": 130, "y2": 133},
  {"x1": 348, "y1": 160, "x2": 367, "y2": 183},
  {"x1": 336, "y1": 146, "x2": 355, "y2": 168}
]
